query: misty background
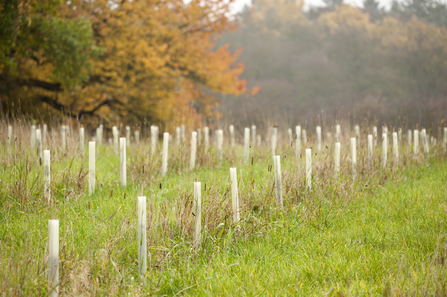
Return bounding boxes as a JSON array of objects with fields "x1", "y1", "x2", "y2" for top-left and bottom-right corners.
[{"x1": 215, "y1": 0, "x2": 447, "y2": 134}]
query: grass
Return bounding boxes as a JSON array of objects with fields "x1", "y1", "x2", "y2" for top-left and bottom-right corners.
[
  {"x1": 1, "y1": 126, "x2": 446, "y2": 296},
  {"x1": 169, "y1": 161, "x2": 447, "y2": 296}
]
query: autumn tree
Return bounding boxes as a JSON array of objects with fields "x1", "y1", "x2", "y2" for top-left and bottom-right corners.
[
  {"x1": 1, "y1": 0, "x2": 250, "y2": 129},
  {"x1": 218, "y1": 2, "x2": 447, "y2": 128}
]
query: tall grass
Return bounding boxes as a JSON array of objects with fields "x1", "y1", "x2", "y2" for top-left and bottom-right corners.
[{"x1": 0, "y1": 117, "x2": 446, "y2": 295}]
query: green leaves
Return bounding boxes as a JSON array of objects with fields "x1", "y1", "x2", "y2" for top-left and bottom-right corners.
[{"x1": 26, "y1": 15, "x2": 97, "y2": 89}]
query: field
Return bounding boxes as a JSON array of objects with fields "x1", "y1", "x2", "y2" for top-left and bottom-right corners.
[{"x1": 1, "y1": 123, "x2": 447, "y2": 296}]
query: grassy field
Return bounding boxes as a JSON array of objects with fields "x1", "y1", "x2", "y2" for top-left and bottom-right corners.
[{"x1": 1, "y1": 131, "x2": 446, "y2": 296}]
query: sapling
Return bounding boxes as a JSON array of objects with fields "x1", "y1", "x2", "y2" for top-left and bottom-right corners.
[
  {"x1": 274, "y1": 155, "x2": 283, "y2": 208},
  {"x1": 334, "y1": 142, "x2": 341, "y2": 180},
  {"x1": 31, "y1": 125, "x2": 36, "y2": 150},
  {"x1": 150, "y1": 125, "x2": 157, "y2": 155},
  {"x1": 193, "y1": 181, "x2": 202, "y2": 249},
  {"x1": 98, "y1": 124, "x2": 103, "y2": 146},
  {"x1": 137, "y1": 196, "x2": 147, "y2": 276},
  {"x1": 407, "y1": 129, "x2": 412, "y2": 148},
  {"x1": 414, "y1": 130, "x2": 419, "y2": 157},
  {"x1": 421, "y1": 129, "x2": 429, "y2": 155},
  {"x1": 112, "y1": 126, "x2": 118, "y2": 155},
  {"x1": 162, "y1": 132, "x2": 169, "y2": 176},
  {"x1": 316, "y1": 126, "x2": 322, "y2": 152},
  {"x1": 383, "y1": 126, "x2": 388, "y2": 145},
  {"x1": 181, "y1": 124, "x2": 186, "y2": 142},
  {"x1": 230, "y1": 167, "x2": 240, "y2": 223},
  {"x1": 335, "y1": 124, "x2": 341, "y2": 143},
  {"x1": 135, "y1": 130, "x2": 140, "y2": 144},
  {"x1": 43, "y1": 124, "x2": 47, "y2": 146},
  {"x1": 197, "y1": 128, "x2": 202, "y2": 145},
  {"x1": 288, "y1": 128, "x2": 293, "y2": 145},
  {"x1": 373, "y1": 126, "x2": 377, "y2": 148},
  {"x1": 79, "y1": 128, "x2": 85, "y2": 153},
  {"x1": 244, "y1": 127, "x2": 250, "y2": 163},
  {"x1": 8, "y1": 125, "x2": 12, "y2": 145},
  {"x1": 44, "y1": 150, "x2": 51, "y2": 203},
  {"x1": 120, "y1": 138, "x2": 126, "y2": 186},
  {"x1": 382, "y1": 133, "x2": 387, "y2": 168},
  {"x1": 229, "y1": 125, "x2": 235, "y2": 147},
  {"x1": 204, "y1": 126, "x2": 209, "y2": 151},
  {"x1": 393, "y1": 132, "x2": 398, "y2": 164},
  {"x1": 295, "y1": 125, "x2": 302, "y2": 156},
  {"x1": 190, "y1": 132, "x2": 197, "y2": 170},
  {"x1": 176, "y1": 127, "x2": 181, "y2": 146},
  {"x1": 355, "y1": 125, "x2": 360, "y2": 147},
  {"x1": 36, "y1": 128, "x2": 42, "y2": 161},
  {"x1": 271, "y1": 127, "x2": 277, "y2": 156},
  {"x1": 302, "y1": 129, "x2": 307, "y2": 145},
  {"x1": 217, "y1": 129, "x2": 223, "y2": 161},
  {"x1": 96, "y1": 127, "x2": 100, "y2": 144},
  {"x1": 48, "y1": 220, "x2": 59, "y2": 297},
  {"x1": 126, "y1": 126, "x2": 130, "y2": 145},
  {"x1": 89, "y1": 142, "x2": 95, "y2": 195},
  {"x1": 251, "y1": 125, "x2": 256, "y2": 146},
  {"x1": 367, "y1": 134, "x2": 373, "y2": 169},
  {"x1": 61, "y1": 125, "x2": 67, "y2": 151},
  {"x1": 444, "y1": 127, "x2": 447, "y2": 152},
  {"x1": 306, "y1": 148, "x2": 312, "y2": 191},
  {"x1": 351, "y1": 138, "x2": 357, "y2": 178}
]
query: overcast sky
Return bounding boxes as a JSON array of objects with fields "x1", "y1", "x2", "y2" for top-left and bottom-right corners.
[{"x1": 230, "y1": 0, "x2": 395, "y2": 12}]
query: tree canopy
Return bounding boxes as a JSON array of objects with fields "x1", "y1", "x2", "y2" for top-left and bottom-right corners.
[
  {"x1": 217, "y1": 0, "x2": 447, "y2": 128},
  {"x1": 0, "y1": 0, "x2": 251, "y2": 128}
]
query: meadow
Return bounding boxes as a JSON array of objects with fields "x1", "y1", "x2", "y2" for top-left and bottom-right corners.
[{"x1": 1, "y1": 120, "x2": 446, "y2": 296}]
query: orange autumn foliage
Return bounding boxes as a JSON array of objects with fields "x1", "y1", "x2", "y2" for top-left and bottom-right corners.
[{"x1": 2, "y1": 0, "x2": 254, "y2": 128}]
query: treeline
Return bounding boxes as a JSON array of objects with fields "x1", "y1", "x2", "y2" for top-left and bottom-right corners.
[
  {"x1": 217, "y1": 0, "x2": 447, "y2": 131},
  {"x1": 0, "y1": 0, "x2": 252, "y2": 129}
]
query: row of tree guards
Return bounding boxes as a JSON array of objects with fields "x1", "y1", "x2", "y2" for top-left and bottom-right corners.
[{"x1": 4, "y1": 122, "x2": 446, "y2": 296}]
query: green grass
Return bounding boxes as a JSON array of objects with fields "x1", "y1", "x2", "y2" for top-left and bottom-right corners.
[{"x1": 1, "y1": 137, "x2": 446, "y2": 296}]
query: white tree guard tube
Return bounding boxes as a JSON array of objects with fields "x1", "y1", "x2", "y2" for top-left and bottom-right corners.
[
  {"x1": 120, "y1": 137, "x2": 126, "y2": 186},
  {"x1": 274, "y1": 155, "x2": 283, "y2": 209},
  {"x1": 295, "y1": 125, "x2": 301, "y2": 156},
  {"x1": 316, "y1": 126, "x2": 322, "y2": 152},
  {"x1": 44, "y1": 150, "x2": 51, "y2": 203},
  {"x1": 251, "y1": 125, "x2": 256, "y2": 147},
  {"x1": 334, "y1": 142, "x2": 340, "y2": 179},
  {"x1": 48, "y1": 220, "x2": 59, "y2": 297},
  {"x1": 414, "y1": 130, "x2": 419, "y2": 157},
  {"x1": 393, "y1": 132, "x2": 399, "y2": 164},
  {"x1": 89, "y1": 141, "x2": 95, "y2": 195},
  {"x1": 229, "y1": 125, "x2": 235, "y2": 148},
  {"x1": 162, "y1": 132, "x2": 169, "y2": 176},
  {"x1": 351, "y1": 137, "x2": 357, "y2": 178},
  {"x1": 244, "y1": 127, "x2": 250, "y2": 163},
  {"x1": 382, "y1": 133, "x2": 387, "y2": 168},
  {"x1": 217, "y1": 129, "x2": 223, "y2": 161},
  {"x1": 137, "y1": 196, "x2": 147, "y2": 276},
  {"x1": 367, "y1": 134, "x2": 373, "y2": 169},
  {"x1": 79, "y1": 128, "x2": 85, "y2": 153},
  {"x1": 190, "y1": 132, "x2": 197, "y2": 170},
  {"x1": 193, "y1": 181, "x2": 202, "y2": 249},
  {"x1": 230, "y1": 167, "x2": 240, "y2": 224},
  {"x1": 306, "y1": 148, "x2": 312, "y2": 191}
]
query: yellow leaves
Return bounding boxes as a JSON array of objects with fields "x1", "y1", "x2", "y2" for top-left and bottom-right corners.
[
  {"x1": 373, "y1": 14, "x2": 447, "y2": 58},
  {"x1": 7, "y1": 0, "x2": 254, "y2": 126},
  {"x1": 318, "y1": 4, "x2": 371, "y2": 33},
  {"x1": 251, "y1": 0, "x2": 309, "y2": 36}
]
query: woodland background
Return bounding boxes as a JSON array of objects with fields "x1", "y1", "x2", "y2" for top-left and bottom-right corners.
[{"x1": 2, "y1": 0, "x2": 447, "y2": 131}]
